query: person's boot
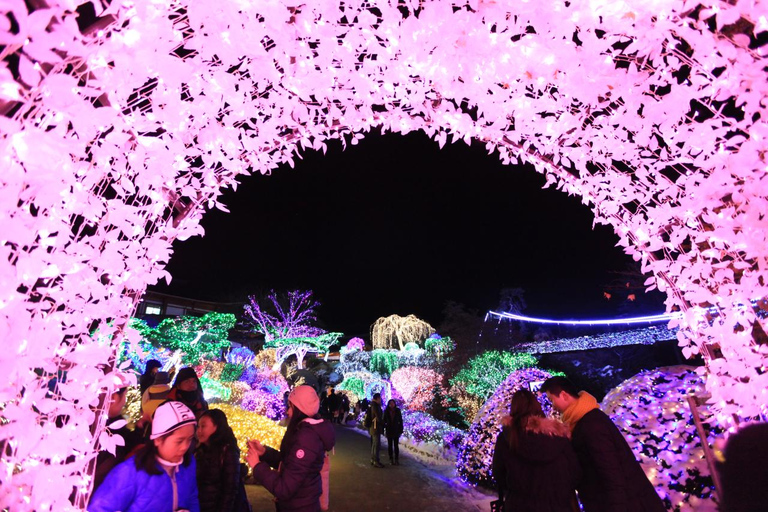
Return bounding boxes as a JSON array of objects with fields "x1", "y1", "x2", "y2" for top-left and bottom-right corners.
[
  {"x1": 389, "y1": 458, "x2": 394, "y2": 465},
  {"x1": 395, "y1": 458, "x2": 399, "y2": 465}
]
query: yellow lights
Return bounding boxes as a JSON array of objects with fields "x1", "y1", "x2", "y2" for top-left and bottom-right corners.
[{"x1": 210, "y1": 404, "x2": 286, "y2": 462}]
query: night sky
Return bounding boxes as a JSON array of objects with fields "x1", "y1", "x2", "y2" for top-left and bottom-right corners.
[{"x1": 150, "y1": 129, "x2": 664, "y2": 335}]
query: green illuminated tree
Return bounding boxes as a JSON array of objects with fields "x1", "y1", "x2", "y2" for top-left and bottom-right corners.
[
  {"x1": 449, "y1": 351, "x2": 539, "y2": 401},
  {"x1": 139, "y1": 312, "x2": 236, "y2": 365}
]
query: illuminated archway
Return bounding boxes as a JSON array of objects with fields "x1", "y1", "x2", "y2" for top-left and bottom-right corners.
[{"x1": 1, "y1": 0, "x2": 766, "y2": 509}]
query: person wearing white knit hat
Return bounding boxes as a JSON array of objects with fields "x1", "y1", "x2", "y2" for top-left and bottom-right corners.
[
  {"x1": 247, "y1": 385, "x2": 335, "y2": 511},
  {"x1": 89, "y1": 401, "x2": 200, "y2": 512}
]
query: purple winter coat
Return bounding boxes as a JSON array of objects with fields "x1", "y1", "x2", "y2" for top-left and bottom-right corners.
[{"x1": 252, "y1": 417, "x2": 335, "y2": 512}]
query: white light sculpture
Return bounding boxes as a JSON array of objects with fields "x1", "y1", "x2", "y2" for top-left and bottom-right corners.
[
  {"x1": 1, "y1": 0, "x2": 767, "y2": 509},
  {"x1": 371, "y1": 314, "x2": 436, "y2": 350}
]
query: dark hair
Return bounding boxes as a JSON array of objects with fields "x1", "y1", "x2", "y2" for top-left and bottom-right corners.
[
  {"x1": 199, "y1": 409, "x2": 238, "y2": 451},
  {"x1": 134, "y1": 428, "x2": 194, "y2": 475},
  {"x1": 280, "y1": 407, "x2": 310, "y2": 454},
  {"x1": 143, "y1": 360, "x2": 162, "y2": 375},
  {"x1": 387, "y1": 399, "x2": 396, "y2": 408},
  {"x1": 372, "y1": 393, "x2": 381, "y2": 400},
  {"x1": 173, "y1": 367, "x2": 205, "y2": 402},
  {"x1": 539, "y1": 376, "x2": 580, "y2": 398},
  {"x1": 506, "y1": 389, "x2": 545, "y2": 452}
]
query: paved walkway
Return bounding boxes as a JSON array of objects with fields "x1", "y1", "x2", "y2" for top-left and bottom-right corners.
[{"x1": 246, "y1": 424, "x2": 495, "y2": 511}]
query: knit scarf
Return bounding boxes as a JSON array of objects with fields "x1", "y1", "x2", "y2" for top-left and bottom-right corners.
[{"x1": 561, "y1": 391, "x2": 599, "y2": 428}]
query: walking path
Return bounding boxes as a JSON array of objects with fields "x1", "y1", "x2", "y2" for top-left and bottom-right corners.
[{"x1": 246, "y1": 423, "x2": 496, "y2": 511}]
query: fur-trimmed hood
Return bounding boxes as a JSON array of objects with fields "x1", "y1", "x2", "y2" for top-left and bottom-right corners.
[{"x1": 499, "y1": 415, "x2": 572, "y2": 462}]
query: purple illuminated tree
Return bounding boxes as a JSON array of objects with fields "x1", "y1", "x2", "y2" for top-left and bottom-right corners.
[{"x1": 243, "y1": 290, "x2": 325, "y2": 342}]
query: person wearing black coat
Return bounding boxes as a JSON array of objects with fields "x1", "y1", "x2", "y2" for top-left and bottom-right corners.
[
  {"x1": 195, "y1": 409, "x2": 247, "y2": 512},
  {"x1": 138, "y1": 359, "x2": 162, "y2": 396},
  {"x1": 382, "y1": 399, "x2": 404, "y2": 465},
  {"x1": 492, "y1": 389, "x2": 580, "y2": 512},
  {"x1": 92, "y1": 373, "x2": 142, "y2": 495},
  {"x1": 247, "y1": 385, "x2": 336, "y2": 512},
  {"x1": 541, "y1": 377, "x2": 665, "y2": 512}
]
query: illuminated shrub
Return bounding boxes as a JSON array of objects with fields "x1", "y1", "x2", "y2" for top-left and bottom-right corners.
[
  {"x1": 253, "y1": 349, "x2": 277, "y2": 370},
  {"x1": 345, "y1": 337, "x2": 365, "y2": 351},
  {"x1": 390, "y1": 366, "x2": 446, "y2": 412},
  {"x1": 241, "y1": 388, "x2": 286, "y2": 421},
  {"x1": 369, "y1": 349, "x2": 400, "y2": 376},
  {"x1": 457, "y1": 367, "x2": 556, "y2": 486},
  {"x1": 220, "y1": 363, "x2": 245, "y2": 382},
  {"x1": 210, "y1": 404, "x2": 286, "y2": 461},
  {"x1": 450, "y1": 351, "x2": 539, "y2": 401},
  {"x1": 602, "y1": 366, "x2": 720, "y2": 512},
  {"x1": 425, "y1": 335, "x2": 456, "y2": 357},
  {"x1": 226, "y1": 346, "x2": 256, "y2": 366},
  {"x1": 402, "y1": 410, "x2": 465, "y2": 450}
]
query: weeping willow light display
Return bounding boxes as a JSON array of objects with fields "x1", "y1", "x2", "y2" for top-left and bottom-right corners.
[
  {"x1": 3, "y1": 0, "x2": 767, "y2": 508},
  {"x1": 371, "y1": 314, "x2": 436, "y2": 350}
]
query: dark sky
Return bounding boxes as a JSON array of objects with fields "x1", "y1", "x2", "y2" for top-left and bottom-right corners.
[{"x1": 150, "y1": 130, "x2": 663, "y2": 335}]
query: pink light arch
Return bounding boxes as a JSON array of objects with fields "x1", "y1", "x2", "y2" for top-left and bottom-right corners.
[{"x1": 1, "y1": 0, "x2": 767, "y2": 509}]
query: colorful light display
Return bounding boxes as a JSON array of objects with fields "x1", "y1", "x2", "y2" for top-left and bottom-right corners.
[
  {"x1": 602, "y1": 366, "x2": 720, "y2": 512},
  {"x1": 424, "y1": 335, "x2": 456, "y2": 358},
  {"x1": 209, "y1": 404, "x2": 286, "y2": 463},
  {"x1": 337, "y1": 371, "x2": 392, "y2": 403},
  {"x1": 131, "y1": 313, "x2": 235, "y2": 365},
  {"x1": 345, "y1": 337, "x2": 366, "y2": 352},
  {"x1": 456, "y1": 367, "x2": 557, "y2": 485},
  {"x1": 241, "y1": 389, "x2": 286, "y2": 421},
  {"x1": 265, "y1": 332, "x2": 343, "y2": 370},
  {"x1": 225, "y1": 347, "x2": 256, "y2": 366},
  {"x1": 220, "y1": 363, "x2": 245, "y2": 382},
  {"x1": 450, "y1": 351, "x2": 539, "y2": 402},
  {"x1": 371, "y1": 314, "x2": 436, "y2": 350},
  {"x1": 243, "y1": 290, "x2": 324, "y2": 342},
  {"x1": 390, "y1": 366, "x2": 446, "y2": 413},
  {"x1": 368, "y1": 349, "x2": 400, "y2": 376},
  {"x1": 401, "y1": 410, "x2": 465, "y2": 450},
  {"x1": 3, "y1": 0, "x2": 767, "y2": 506}
]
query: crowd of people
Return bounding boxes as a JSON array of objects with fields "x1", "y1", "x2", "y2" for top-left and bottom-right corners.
[
  {"x1": 88, "y1": 362, "x2": 336, "y2": 512},
  {"x1": 87, "y1": 363, "x2": 765, "y2": 512}
]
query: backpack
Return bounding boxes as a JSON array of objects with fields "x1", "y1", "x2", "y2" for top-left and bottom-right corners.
[{"x1": 363, "y1": 408, "x2": 372, "y2": 429}]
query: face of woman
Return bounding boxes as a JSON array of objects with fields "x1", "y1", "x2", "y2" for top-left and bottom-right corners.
[
  {"x1": 155, "y1": 424, "x2": 196, "y2": 463},
  {"x1": 178, "y1": 378, "x2": 198, "y2": 392},
  {"x1": 287, "y1": 402, "x2": 294, "y2": 419},
  {"x1": 388, "y1": 401, "x2": 395, "y2": 409},
  {"x1": 197, "y1": 416, "x2": 217, "y2": 445}
]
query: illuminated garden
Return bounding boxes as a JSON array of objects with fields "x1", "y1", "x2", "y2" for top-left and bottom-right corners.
[{"x1": 1, "y1": 0, "x2": 767, "y2": 510}]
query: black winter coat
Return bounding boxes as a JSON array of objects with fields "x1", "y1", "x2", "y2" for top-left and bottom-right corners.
[
  {"x1": 382, "y1": 407, "x2": 403, "y2": 439},
  {"x1": 92, "y1": 415, "x2": 143, "y2": 494},
  {"x1": 366, "y1": 401, "x2": 384, "y2": 436},
  {"x1": 571, "y1": 409, "x2": 665, "y2": 512},
  {"x1": 253, "y1": 417, "x2": 335, "y2": 512},
  {"x1": 492, "y1": 416, "x2": 580, "y2": 512},
  {"x1": 195, "y1": 441, "x2": 241, "y2": 512}
]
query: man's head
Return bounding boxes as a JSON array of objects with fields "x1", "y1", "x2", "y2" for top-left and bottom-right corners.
[
  {"x1": 372, "y1": 393, "x2": 381, "y2": 404},
  {"x1": 540, "y1": 376, "x2": 580, "y2": 414}
]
